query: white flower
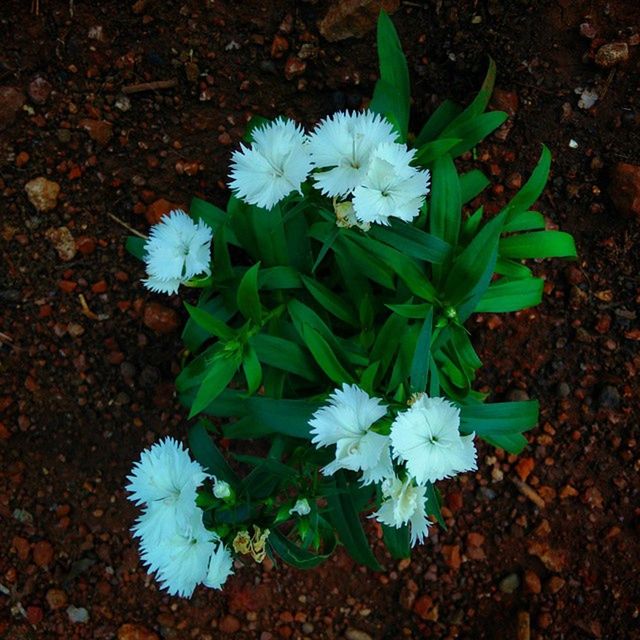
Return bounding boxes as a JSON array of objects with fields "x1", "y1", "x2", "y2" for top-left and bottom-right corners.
[
  {"x1": 143, "y1": 210, "x2": 213, "y2": 295},
  {"x1": 229, "y1": 117, "x2": 312, "y2": 210},
  {"x1": 140, "y1": 509, "x2": 216, "y2": 598},
  {"x1": 372, "y1": 475, "x2": 431, "y2": 547},
  {"x1": 126, "y1": 436, "x2": 208, "y2": 532},
  {"x1": 213, "y1": 479, "x2": 232, "y2": 499},
  {"x1": 308, "y1": 110, "x2": 398, "y2": 197},
  {"x1": 203, "y1": 542, "x2": 234, "y2": 590},
  {"x1": 390, "y1": 396, "x2": 477, "y2": 485},
  {"x1": 352, "y1": 143, "x2": 430, "y2": 225},
  {"x1": 289, "y1": 498, "x2": 311, "y2": 517},
  {"x1": 309, "y1": 384, "x2": 391, "y2": 483}
]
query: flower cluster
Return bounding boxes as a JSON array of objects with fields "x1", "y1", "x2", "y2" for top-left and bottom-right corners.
[
  {"x1": 309, "y1": 385, "x2": 477, "y2": 546},
  {"x1": 142, "y1": 209, "x2": 213, "y2": 295},
  {"x1": 126, "y1": 437, "x2": 234, "y2": 596},
  {"x1": 229, "y1": 112, "x2": 430, "y2": 226}
]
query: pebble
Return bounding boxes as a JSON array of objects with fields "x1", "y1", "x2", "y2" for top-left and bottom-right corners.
[
  {"x1": 28, "y1": 76, "x2": 52, "y2": 104},
  {"x1": 284, "y1": 56, "x2": 306, "y2": 80},
  {"x1": 26, "y1": 605, "x2": 44, "y2": 624},
  {"x1": 45, "y1": 227, "x2": 77, "y2": 261},
  {"x1": 345, "y1": 630, "x2": 373, "y2": 640},
  {"x1": 527, "y1": 541, "x2": 568, "y2": 572},
  {"x1": 547, "y1": 576, "x2": 566, "y2": 594},
  {"x1": 319, "y1": 0, "x2": 400, "y2": 42},
  {"x1": 79, "y1": 119, "x2": 113, "y2": 145},
  {"x1": 145, "y1": 198, "x2": 180, "y2": 225},
  {"x1": 117, "y1": 623, "x2": 160, "y2": 640},
  {"x1": 499, "y1": 573, "x2": 520, "y2": 594},
  {"x1": 595, "y1": 42, "x2": 629, "y2": 68},
  {"x1": 610, "y1": 162, "x2": 640, "y2": 216},
  {"x1": 46, "y1": 588, "x2": 68, "y2": 610},
  {"x1": 524, "y1": 570, "x2": 542, "y2": 594},
  {"x1": 25, "y1": 177, "x2": 60, "y2": 212},
  {"x1": 491, "y1": 89, "x2": 519, "y2": 116},
  {"x1": 143, "y1": 302, "x2": 179, "y2": 334},
  {"x1": 219, "y1": 614, "x2": 241, "y2": 633},
  {"x1": 413, "y1": 594, "x2": 438, "y2": 621},
  {"x1": 598, "y1": 385, "x2": 620, "y2": 408},
  {"x1": 33, "y1": 540, "x2": 54, "y2": 567},
  {"x1": 0, "y1": 86, "x2": 26, "y2": 129},
  {"x1": 66, "y1": 605, "x2": 89, "y2": 623}
]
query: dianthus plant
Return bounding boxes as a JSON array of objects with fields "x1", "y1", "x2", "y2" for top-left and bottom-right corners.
[{"x1": 125, "y1": 12, "x2": 576, "y2": 596}]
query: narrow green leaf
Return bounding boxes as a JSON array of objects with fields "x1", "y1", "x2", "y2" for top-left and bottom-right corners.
[
  {"x1": 414, "y1": 100, "x2": 463, "y2": 146},
  {"x1": 428, "y1": 355, "x2": 440, "y2": 397},
  {"x1": 386, "y1": 302, "x2": 431, "y2": 319},
  {"x1": 446, "y1": 111, "x2": 508, "y2": 157},
  {"x1": 190, "y1": 196, "x2": 235, "y2": 241},
  {"x1": 425, "y1": 481, "x2": 446, "y2": 529},
  {"x1": 382, "y1": 524, "x2": 410, "y2": 559},
  {"x1": 459, "y1": 169, "x2": 490, "y2": 204},
  {"x1": 499, "y1": 230, "x2": 577, "y2": 260},
  {"x1": 189, "y1": 355, "x2": 240, "y2": 418},
  {"x1": 502, "y1": 210, "x2": 546, "y2": 232},
  {"x1": 242, "y1": 344, "x2": 262, "y2": 395},
  {"x1": 302, "y1": 323, "x2": 354, "y2": 385},
  {"x1": 494, "y1": 258, "x2": 532, "y2": 279},
  {"x1": 184, "y1": 302, "x2": 235, "y2": 341},
  {"x1": 359, "y1": 361, "x2": 380, "y2": 395},
  {"x1": 188, "y1": 421, "x2": 239, "y2": 485},
  {"x1": 237, "y1": 263, "x2": 262, "y2": 323},
  {"x1": 409, "y1": 308, "x2": 433, "y2": 393},
  {"x1": 250, "y1": 333, "x2": 318, "y2": 381},
  {"x1": 269, "y1": 529, "x2": 335, "y2": 569},
  {"x1": 259, "y1": 266, "x2": 302, "y2": 290},
  {"x1": 476, "y1": 277, "x2": 544, "y2": 313},
  {"x1": 125, "y1": 236, "x2": 146, "y2": 260},
  {"x1": 371, "y1": 313, "x2": 408, "y2": 380},
  {"x1": 369, "y1": 221, "x2": 450, "y2": 264},
  {"x1": 301, "y1": 274, "x2": 358, "y2": 326},
  {"x1": 414, "y1": 138, "x2": 462, "y2": 166},
  {"x1": 429, "y1": 154, "x2": 461, "y2": 248},
  {"x1": 460, "y1": 400, "x2": 539, "y2": 434}
]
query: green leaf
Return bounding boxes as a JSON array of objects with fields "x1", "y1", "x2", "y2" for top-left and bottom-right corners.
[
  {"x1": 459, "y1": 169, "x2": 490, "y2": 204},
  {"x1": 446, "y1": 57, "x2": 497, "y2": 126},
  {"x1": 499, "y1": 231, "x2": 577, "y2": 260},
  {"x1": 386, "y1": 302, "x2": 431, "y2": 319},
  {"x1": 212, "y1": 226, "x2": 233, "y2": 282},
  {"x1": 414, "y1": 138, "x2": 462, "y2": 166},
  {"x1": 258, "y1": 266, "x2": 302, "y2": 290},
  {"x1": 482, "y1": 431, "x2": 529, "y2": 454},
  {"x1": 502, "y1": 210, "x2": 546, "y2": 232},
  {"x1": 189, "y1": 355, "x2": 240, "y2": 418},
  {"x1": 371, "y1": 313, "x2": 408, "y2": 380},
  {"x1": 444, "y1": 211, "x2": 506, "y2": 306},
  {"x1": 409, "y1": 308, "x2": 433, "y2": 393},
  {"x1": 300, "y1": 275, "x2": 358, "y2": 326},
  {"x1": 250, "y1": 333, "x2": 318, "y2": 381},
  {"x1": 269, "y1": 529, "x2": 335, "y2": 569},
  {"x1": 334, "y1": 235, "x2": 396, "y2": 290},
  {"x1": 370, "y1": 79, "x2": 406, "y2": 140},
  {"x1": 237, "y1": 263, "x2": 262, "y2": 323},
  {"x1": 243, "y1": 115, "x2": 270, "y2": 142},
  {"x1": 242, "y1": 344, "x2": 262, "y2": 394},
  {"x1": 501, "y1": 145, "x2": 551, "y2": 221},
  {"x1": 125, "y1": 236, "x2": 146, "y2": 260},
  {"x1": 428, "y1": 354, "x2": 440, "y2": 396},
  {"x1": 414, "y1": 100, "x2": 463, "y2": 147},
  {"x1": 494, "y1": 258, "x2": 532, "y2": 279},
  {"x1": 429, "y1": 154, "x2": 461, "y2": 248},
  {"x1": 184, "y1": 302, "x2": 235, "y2": 341},
  {"x1": 190, "y1": 197, "x2": 234, "y2": 239},
  {"x1": 445, "y1": 111, "x2": 508, "y2": 157},
  {"x1": 425, "y1": 481, "x2": 446, "y2": 528},
  {"x1": 369, "y1": 221, "x2": 450, "y2": 264},
  {"x1": 371, "y1": 11, "x2": 410, "y2": 140},
  {"x1": 182, "y1": 295, "x2": 235, "y2": 352},
  {"x1": 326, "y1": 474, "x2": 381, "y2": 570},
  {"x1": 302, "y1": 323, "x2": 354, "y2": 385},
  {"x1": 382, "y1": 524, "x2": 410, "y2": 559},
  {"x1": 476, "y1": 277, "x2": 544, "y2": 313},
  {"x1": 359, "y1": 361, "x2": 380, "y2": 394},
  {"x1": 188, "y1": 421, "x2": 239, "y2": 485}
]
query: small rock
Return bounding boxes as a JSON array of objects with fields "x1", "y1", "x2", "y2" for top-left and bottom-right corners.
[
  {"x1": 66, "y1": 605, "x2": 89, "y2": 623},
  {"x1": 413, "y1": 595, "x2": 438, "y2": 621},
  {"x1": 145, "y1": 198, "x2": 180, "y2": 225},
  {"x1": 441, "y1": 544, "x2": 461, "y2": 570},
  {"x1": 345, "y1": 630, "x2": 373, "y2": 640},
  {"x1": 524, "y1": 570, "x2": 542, "y2": 594},
  {"x1": 16, "y1": 151, "x2": 30, "y2": 167},
  {"x1": 0, "y1": 86, "x2": 26, "y2": 129},
  {"x1": 491, "y1": 89, "x2": 519, "y2": 116},
  {"x1": 46, "y1": 588, "x2": 68, "y2": 610},
  {"x1": 579, "y1": 22, "x2": 597, "y2": 39},
  {"x1": 79, "y1": 119, "x2": 113, "y2": 145},
  {"x1": 115, "y1": 95, "x2": 131, "y2": 112},
  {"x1": 117, "y1": 623, "x2": 160, "y2": 640},
  {"x1": 26, "y1": 605, "x2": 44, "y2": 624},
  {"x1": 45, "y1": 227, "x2": 77, "y2": 262},
  {"x1": 527, "y1": 541, "x2": 568, "y2": 572},
  {"x1": 319, "y1": 0, "x2": 400, "y2": 42},
  {"x1": 583, "y1": 486, "x2": 604, "y2": 509},
  {"x1": 598, "y1": 384, "x2": 620, "y2": 408},
  {"x1": 12, "y1": 536, "x2": 30, "y2": 560},
  {"x1": 184, "y1": 61, "x2": 199, "y2": 83},
  {"x1": 28, "y1": 76, "x2": 52, "y2": 105},
  {"x1": 595, "y1": 42, "x2": 629, "y2": 68},
  {"x1": 515, "y1": 457, "x2": 535, "y2": 482},
  {"x1": 270, "y1": 34, "x2": 289, "y2": 59},
  {"x1": 143, "y1": 302, "x2": 179, "y2": 334},
  {"x1": 284, "y1": 56, "x2": 306, "y2": 80},
  {"x1": 546, "y1": 576, "x2": 565, "y2": 594},
  {"x1": 25, "y1": 177, "x2": 60, "y2": 212},
  {"x1": 499, "y1": 573, "x2": 520, "y2": 594},
  {"x1": 33, "y1": 540, "x2": 54, "y2": 567},
  {"x1": 219, "y1": 615, "x2": 241, "y2": 634}
]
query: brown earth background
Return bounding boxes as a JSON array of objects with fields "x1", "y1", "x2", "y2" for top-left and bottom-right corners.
[{"x1": 1, "y1": 0, "x2": 639, "y2": 638}]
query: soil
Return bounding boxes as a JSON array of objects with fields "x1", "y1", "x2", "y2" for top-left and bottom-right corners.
[{"x1": 1, "y1": 0, "x2": 639, "y2": 638}]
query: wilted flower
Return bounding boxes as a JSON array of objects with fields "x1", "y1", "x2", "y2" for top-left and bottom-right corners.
[
  {"x1": 352, "y1": 142, "x2": 430, "y2": 225},
  {"x1": 372, "y1": 475, "x2": 431, "y2": 547},
  {"x1": 213, "y1": 479, "x2": 232, "y2": 500},
  {"x1": 308, "y1": 110, "x2": 397, "y2": 197},
  {"x1": 143, "y1": 210, "x2": 213, "y2": 295},
  {"x1": 204, "y1": 542, "x2": 234, "y2": 590},
  {"x1": 309, "y1": 383, "x2": 392, "y2": 483},
  {"x1": 229, "y1": 118, "x2": 312, "y2": 210},
  {"x1": 390, "y1": 395, "x2": 477, "y2": 485},
  {"x1": 289, "y1": 498, "x2": 311, "y2": 517}
]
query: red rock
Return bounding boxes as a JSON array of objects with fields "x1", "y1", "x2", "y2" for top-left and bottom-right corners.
[
  {"x1": 217, "y1": 132, "x2": 233, "y2": 145},
  {"x1": 559, "y1": 484, "x2": 579, "y2": 499},
  {"x1": 25, "y1": 177, "x2": 60, "y2": 212},
  {"x1": 595, "y1": 42, "x2": 629, "y2": 68},
  {"x1": 0, "y1": 86, "x2": 26, "y2": 129},
  {"x1": 12, "y1": 536, "x2": 30, "y2": 560},
  {"x1": 91, "y1": 280, "x2": 108, "y2": 293},
  {"x1": 524, "y1": 569, "x2": 542, "y2": 594},
  {"x1": 76, "y1": 236, "x2": 96, "y2": 255},
  {"x1": 271, "y1": 34, "x2": 289, "y2": 59},
  {"x1": 441, "y1": 544, "x2": 461, "y2": 571},
  {"x1": 609, "y1": 163, "x2": 640, "y2": 217},
  {"x1": 145, "y1": 198, "x2": 180, "y2": 225},
  {"x1": 33, "y1": 540, "x2": 54, "y2": 567},
  {"x1": 319, "y1": 0, "x2": 400, "y2": 42},
  {"x1": 490, "y1": 89, "x2": 519, "y2": 117},
  {"x1": 413, "y1": 594, "x2": 438, "y2": 621},
  {"x1": 547, "y1": 576, "x2": 565, "y2": 594},
  {"x1": 467, "y1": 532, "x2": 485, "y2": 547},
  {"x1": 117, "y1": 623, "x2": 160, "y2": 640},
  {"x1": 515, "y1": 457, "x2": 535, "y2": 481},
  {"x1": 219, "y1": 614, "x2": 241, "y2": 634},
  {"x1": 143, "y1": 302, "x2": 179, "y2": 334},
  {"x1": 26, "y1": 606, "x2": 43, "y2": 624},
  {"x1": 58, "y1": 280, "x2": 77, "y2": 293},
  {"x1": 446, "y1": 490, "x2": 463, "y2": 512},
  {"x1": 0, "y1": 421, "x2": 10, "y2": 440},
  {"x1": 79, "y1": 119, "x2": 113, "y2": 145},
  {"x1": 16, "y1": 151, "x2": 30, "y2": 167},
  {"x1": 284, "y1": 56, "x2": 306, "y2": 80},
  {"x1": 28, "y1": 76, "x2": 52, "y2": 104},
  {"x1": 45, "y1": 588, "x2": 68, "y2": 610},
  {"x1": 527, "y1": 541, "x2": 568, "y2": 572}
]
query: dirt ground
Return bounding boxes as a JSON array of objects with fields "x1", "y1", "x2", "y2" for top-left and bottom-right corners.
[{"x1": 1, "y1": 0, "x2": 639, "y2": 638}]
